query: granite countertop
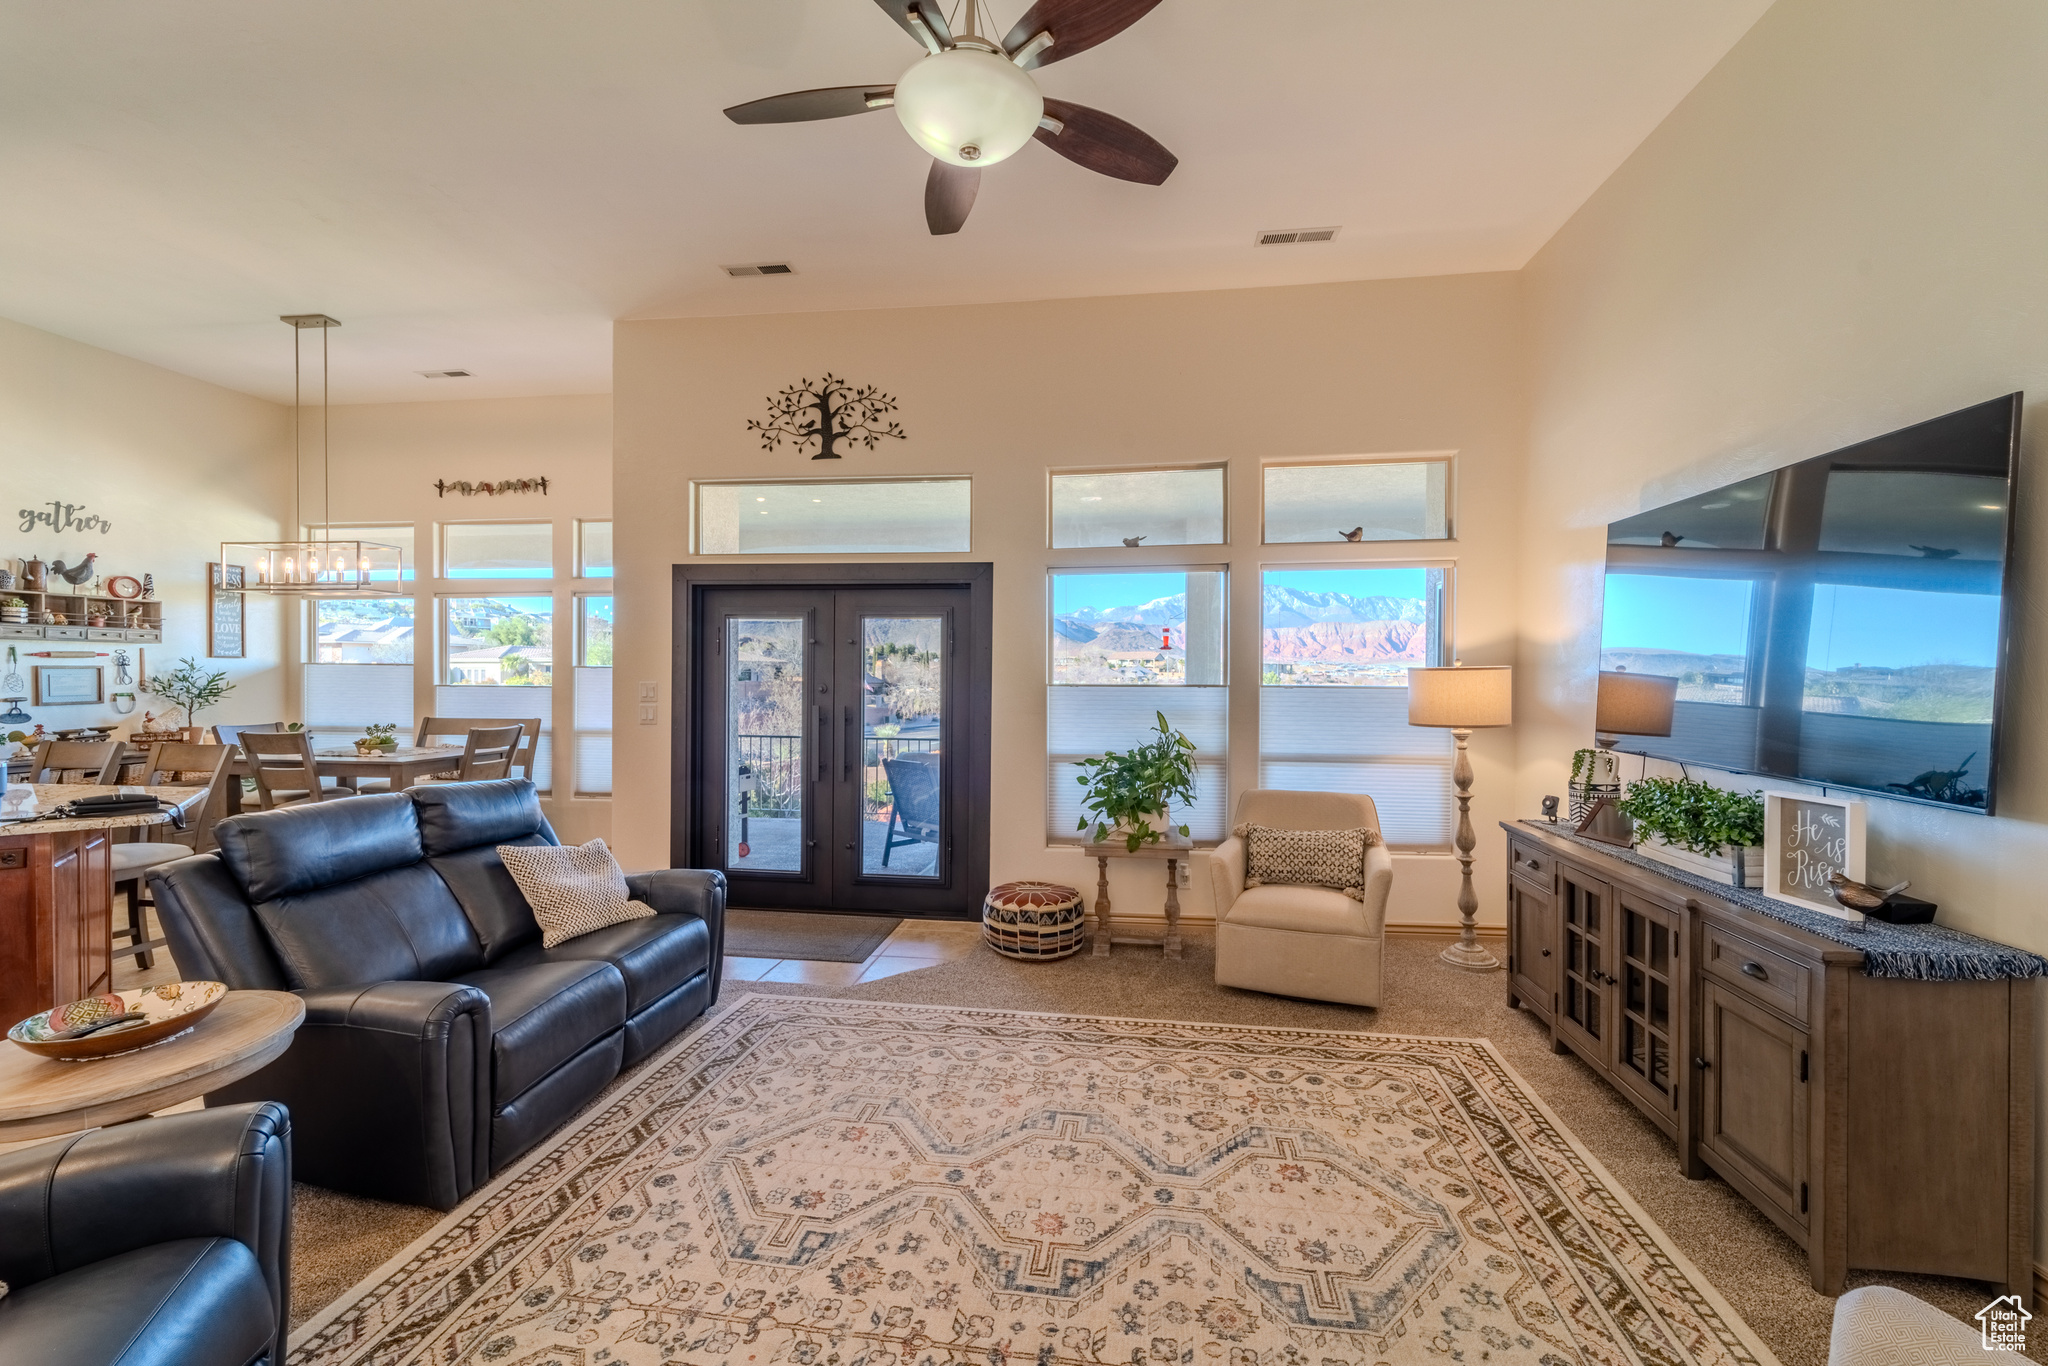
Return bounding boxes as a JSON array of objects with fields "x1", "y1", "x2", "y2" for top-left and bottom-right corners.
[
  {"x1": 1517, "y1": 820, "x2": 2048, "y2": 983},
  {"x1": 0, "y1": 783, "x2": 207, "y2": 834}
]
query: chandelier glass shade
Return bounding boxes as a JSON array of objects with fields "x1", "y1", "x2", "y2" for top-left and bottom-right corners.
[
  {"x1": 225, "y1": 314, "x2": 406, "y2": 598},
  {"x1": 893, "y1": 46, "x2": 1043, "y2": 167}
]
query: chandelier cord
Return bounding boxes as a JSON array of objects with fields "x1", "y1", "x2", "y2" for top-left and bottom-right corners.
[
  {"x1": 322, "y1": 322, "x2": 331, "y2": 542},
  {"x1": 292, "y1": 322, "x2": 302, "y2": 549}
]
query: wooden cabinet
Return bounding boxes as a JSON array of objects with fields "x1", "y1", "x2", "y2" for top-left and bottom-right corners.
[
  {"x1": 1503, "y1": 821, "x2": 2034, "y2": 1305},
  {"x1": 0, "y1": 827, "x2": 113, "y2": 1028}
]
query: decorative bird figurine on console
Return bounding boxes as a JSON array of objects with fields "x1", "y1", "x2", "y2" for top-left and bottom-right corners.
[
  {"x1": 1827, "y1": 871, "x2": 1911, "y2": 913},
  {"x1": 49, "y1": 552, "x2": 97, "y2": 585}
]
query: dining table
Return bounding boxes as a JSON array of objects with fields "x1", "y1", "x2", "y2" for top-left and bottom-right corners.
[
  {"x1": 0, "y1": 782, "x2": 209, "y2": 1029},
  {"x1": 223, "y1": 743, "x2": 466, "y2": 814}
]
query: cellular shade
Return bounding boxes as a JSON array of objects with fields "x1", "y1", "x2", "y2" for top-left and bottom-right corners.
[
  {"x1": 1406, "y1": 665, "x2": 1512, "y2": 729},
  {"x1": 697, "y1": 479, "x2": 970, "y2": 555}
]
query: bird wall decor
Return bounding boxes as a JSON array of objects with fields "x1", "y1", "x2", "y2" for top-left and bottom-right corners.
[{"x1": 725, "y1": 0, "x2": 1176, "y2": 235}]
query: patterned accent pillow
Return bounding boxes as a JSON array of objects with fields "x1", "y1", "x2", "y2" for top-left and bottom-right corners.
[
  {"x1": 497, "y1": 838, "x2": 655, "y2": 948},
  {"x1": 1234, "y1": 824, "x2": 1381, "y2": 902}
]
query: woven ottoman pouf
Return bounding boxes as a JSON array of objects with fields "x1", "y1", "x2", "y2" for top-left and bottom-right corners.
[{"x1": 982, "y1": 880, "x2": 1087, "y2": 960}]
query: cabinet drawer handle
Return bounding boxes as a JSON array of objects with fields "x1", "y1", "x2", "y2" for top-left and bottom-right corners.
[
  {"x1": 1540, "y1": 948, "x2": 1551, "y2": 957},
  {"x1": 1740, "y1": 961, "x2": 1769, "y2": 981}
]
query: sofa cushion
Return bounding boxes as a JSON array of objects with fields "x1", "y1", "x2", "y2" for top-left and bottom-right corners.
[
  {"x1": 0, "y1": 1237, "x2": 274, "y2": 1366},
  {"x1": 498, "y1": 839, "x2": 651, "y2": 949},
  {"x1": 413, "y1": 779, "x2": 554, "y2": 856},
  {"x1": 429, "y1": 841, "x2": 551, "y2": 961},
  {"x1": 496, "y1": 913, "x2": 711, "y2": 1017},
  {"x1": 453, "y1": 959, "x2": 626, "y2": 1104},
  {"x1": 216, "y1": 793, "x2": 423, "y2": 902},
  {"x1": 254, "y1": 863, "x2": 486, "y2": 989},
  {"x1": 1239, "y1": 824, "x2": 1378, "y2": 901},
  {"x1": 1222, "y1": 884, "x2": 1379, "y2": 938}
]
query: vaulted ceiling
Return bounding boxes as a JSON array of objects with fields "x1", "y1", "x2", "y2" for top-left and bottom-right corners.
[{"x1": 0, "y1": 0, "x2": 1772, "y2": 402}]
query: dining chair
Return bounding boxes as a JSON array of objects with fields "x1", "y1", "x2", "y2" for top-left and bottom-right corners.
[
  {"x1": 211, "y1": 721, "x2": 284, "y2": 748},
  {"x1": 25, "y1": 739, "x2": 122, "y2": 784},
  {"x1": 110, "y1": 742, "x2": 232, "y2": 970},
  {"x1": 414, "y1": 724, "x2": 526, "y2": 786},
  {"x1": 241, "y1": 730, "x2": 351, "y2": 810},
  {"x1": 416, "y1": 716, "x2": 542, "y2": 780}
]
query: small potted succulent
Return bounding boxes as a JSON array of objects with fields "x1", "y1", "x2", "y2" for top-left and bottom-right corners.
[
  {"x1": 1074, "y1": 710, "x2": 1198, "y2": 852},
  {"x1": 355, "y1": 722, "x2": 400, "y2": 756},
  {"x1": 0, "y1": 597, "x2": 25, "y2": 624}
]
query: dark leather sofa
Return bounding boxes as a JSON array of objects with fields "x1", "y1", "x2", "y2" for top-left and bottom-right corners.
[
  {"x1": 0, "y1": 1103, "x2": 292, "y2": 1366},
  {"x1": 150, "y1": 779, "x2": 725, "y2": 1210}
]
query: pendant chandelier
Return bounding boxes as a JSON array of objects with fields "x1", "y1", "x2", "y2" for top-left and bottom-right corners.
[{"x1": 222, "y1": 314, "x2": 404, "y2": 597}]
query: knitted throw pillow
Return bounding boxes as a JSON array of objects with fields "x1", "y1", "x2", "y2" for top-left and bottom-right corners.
[
  {"x1": 1236, "y1": 824, "x2": 1380, "y2": 902},
  {"x1": 497, "y1": 838, "x2": 654, "y2": 948}
]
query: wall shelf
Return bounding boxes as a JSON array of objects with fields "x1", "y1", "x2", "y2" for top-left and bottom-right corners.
[{"x1": 0, "y1": 588, "x2": 162, "y2": 644}]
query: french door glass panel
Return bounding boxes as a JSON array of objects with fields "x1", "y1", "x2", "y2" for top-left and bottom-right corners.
[
  {"x1": 728, "y1": 616, "x2": 806, "y2": 873},
  {"x1": 862, "y1": 615, "x2": 944, "y2": 879}
]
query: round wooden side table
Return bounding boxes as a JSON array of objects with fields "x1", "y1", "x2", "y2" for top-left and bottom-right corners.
[{"x1": 0, "y1": 989, "x2": 304, "y2": 1142}]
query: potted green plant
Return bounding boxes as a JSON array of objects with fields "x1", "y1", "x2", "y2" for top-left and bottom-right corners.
[
  {"x1": 1617, "y1": 776, "x2": 1766, "y2": 887},
  {"x1": 1074, "y1": 710, "x2": 1198, "y2": 852},
  {"x1": 355, "y1": 722, "x2": 399, "y2": 755},
  {"x1": 146, "y1": 656, "x2": 235, "y2": 732},
  {"x1": 0, "y1": 596, "x2": 25, "y2": 625}
]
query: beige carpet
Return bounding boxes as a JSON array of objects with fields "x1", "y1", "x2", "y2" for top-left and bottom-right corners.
[{"x1": 289, "y1": 934, "x2": 2045, "y2": 1365}]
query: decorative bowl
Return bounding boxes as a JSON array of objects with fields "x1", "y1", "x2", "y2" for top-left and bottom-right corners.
[{"x1": 8, "y1": 981, "x2": 227, "y2": 1061}]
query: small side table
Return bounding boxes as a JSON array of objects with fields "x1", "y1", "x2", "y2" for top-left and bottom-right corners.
[
  {"x1": 0, "y1": 989, "x2": 304, "y2": 1142},
  {"x1": 1087, "y1": 835, "x2": 1192, "y2": 959}
]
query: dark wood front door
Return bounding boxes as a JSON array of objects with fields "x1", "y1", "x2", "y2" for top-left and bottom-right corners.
[{"x1": 686, "y1": 581, "x2": 985, "y2": 917}]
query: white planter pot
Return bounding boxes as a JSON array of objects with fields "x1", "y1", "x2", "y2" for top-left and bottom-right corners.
[{"x1": 1635, "y1": 836, "x2": 1763, "y2": 888}]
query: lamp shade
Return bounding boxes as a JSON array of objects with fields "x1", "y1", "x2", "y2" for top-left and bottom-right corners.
[
  {"x1": 1596, "y1": 669, "x2": 1677, "y2": 737},
  {"x1": 894, "y1": 47, "x2": 1044, "y2": 167},
  {"x1": 1407, "y1": 665, "x2": 1513, "y2": 729}
]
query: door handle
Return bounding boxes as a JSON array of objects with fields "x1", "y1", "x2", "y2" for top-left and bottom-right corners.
[
  {"x1": 816, "y1": 707, "x2": 829, "y2": 780},
  {"x1": 1693, "y1": 1056, "x2": 1711, "y2": 1070},
  {"x1": 1540, "y1": 948, "x2": 1551, "y2": 957},
  {"x1": 1740, "y1": 961, "x2": 1769, "y2": 982},
  {"x1": 844, "y1": 706, "x2": 857, "y2": 780}
]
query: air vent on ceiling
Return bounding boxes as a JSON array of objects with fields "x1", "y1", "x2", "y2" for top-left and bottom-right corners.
[
  {"x1": 418, "y1": 369, "x2": 472, "y2": 378},
  {"x1": 1255, "y1": 227, "x2": 1340, "y2": 246},
  {"x1": 723, "y1": 262, "x2": 796, "y2": 277}
]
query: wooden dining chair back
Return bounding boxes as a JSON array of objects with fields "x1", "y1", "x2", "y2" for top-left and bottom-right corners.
[
  {"x1": 457, "y1": 724, "x2": 524, "y2": 781},
  {"x1": 416, "y1": 716, "x2": 542, "y2": 779},
  {"x1": 111, "y1": 742, "x2": 234, "y2": 970},
  {"x1": 240, "y1": 730, "x2": 340, "y2": 810},
  {"x1": 26, "y1": 739, "x2": 121, "y2": 784},
  {"x1": 212, "y1": 721, "x2": 283, "y2": 748}
]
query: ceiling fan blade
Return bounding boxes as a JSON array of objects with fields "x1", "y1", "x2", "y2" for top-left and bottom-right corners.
[
  {"x1": 724, "y1": 85, "x2": 896, "y2": 125},
  {"x1": 1035, "y1": 99, "x2": 1177, "y2": 184},
  {"x1": 925, "y1": 160, "x2": 980, "y2": 235},
  {"x1": 1001, "y1": 0, "x2": 1164, "y2": 69},
  {"x1": 873, "y1": 0, "x2": 954, "y2": 52}
]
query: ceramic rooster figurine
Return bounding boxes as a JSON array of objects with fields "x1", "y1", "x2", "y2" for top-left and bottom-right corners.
[{"x1": 49, "y1": 552, "x2": 98, "y2": 585}]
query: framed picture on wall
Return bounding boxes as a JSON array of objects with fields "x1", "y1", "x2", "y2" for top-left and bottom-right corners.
[
  {"x1": 1763, "y1": 792, "x2": 1867, "y2": 918},
  {"x1": 32, "y1": 665, "x2": 103, "y2": 706},
  {"x1": 209, "y1": 562, "x2": 245, "y2": 659}
]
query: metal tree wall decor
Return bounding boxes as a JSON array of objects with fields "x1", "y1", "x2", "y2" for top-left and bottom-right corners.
[{"x1": 748, "y1": 373, "x2": 906, "y2": 460}]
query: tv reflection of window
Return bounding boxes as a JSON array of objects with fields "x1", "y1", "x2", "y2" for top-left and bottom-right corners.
[
  {"x1": 1599, "y1": 574, "x2": 1754, "y2": 706},
  {"x1": 1802, "y1": 583, "x2": 1999, "y2": 724}
]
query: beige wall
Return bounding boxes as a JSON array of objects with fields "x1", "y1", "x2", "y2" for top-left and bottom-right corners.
[
  {"x1": 0, "y1": 315, "x2": 288, "y2": 738},
  {"x1": 1517, "y1": 0, "x2": 2048, "y2": 1254},
  {"x1": 613, "y1": 275, "x2": 1527, "y2": 925},
  {"x1": 321, "y1": 394, "x2": 614, "y2": 842}
]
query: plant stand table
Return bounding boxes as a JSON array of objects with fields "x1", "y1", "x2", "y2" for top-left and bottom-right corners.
[{"x1": 1086, "y1": 835, "x2": 1192, "y2": 959}]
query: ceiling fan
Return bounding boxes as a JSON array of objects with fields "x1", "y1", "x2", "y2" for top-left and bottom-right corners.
[{"x1": 724, "y1": 0, "x2": 1177, "y2": 235}]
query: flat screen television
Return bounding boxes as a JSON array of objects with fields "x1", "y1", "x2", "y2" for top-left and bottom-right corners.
[{"x1": 1599, "y1": 394, "x2": 2021, "y2": 814}]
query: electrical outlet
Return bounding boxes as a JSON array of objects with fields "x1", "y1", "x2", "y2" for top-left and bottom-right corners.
[
  {"x1": 1177, "y1": 860, "x2": 1191, "y2": 888},
  {"x1": 638, "y1": 703, "x2": 658, "y2": 725}
]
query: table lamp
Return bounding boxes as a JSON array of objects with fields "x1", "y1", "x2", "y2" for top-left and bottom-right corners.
[
  {"x1": 1580, "y1": 669, "x2": 1677, "y2": 812},
  {"x1": 1408, "y1": 663, "x2": 1513, "y2": 971}
]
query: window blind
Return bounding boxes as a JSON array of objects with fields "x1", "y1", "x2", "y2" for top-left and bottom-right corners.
[
  {"x1": 304, "y1": 664, "x2": 412, "y2": 754},
  {"x1": 574, "y1": 665, "x2": 612, "y2": 795},
  {"x1": 1258, "y1": 685, "x2": 1452, "y2": 847},
  {"x1": 1046, "y1": 685, "x2": 1227, "y2": 843}
]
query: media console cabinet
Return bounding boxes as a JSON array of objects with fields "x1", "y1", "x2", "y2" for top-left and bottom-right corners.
[{"x1": 1503, "y1": 819, "x2": 2040, "y2": 1305}]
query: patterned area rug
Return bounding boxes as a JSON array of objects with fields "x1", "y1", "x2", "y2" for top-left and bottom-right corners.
[{"x1": 290, "y1": 995, "x2": 1779, "y2": 1366}]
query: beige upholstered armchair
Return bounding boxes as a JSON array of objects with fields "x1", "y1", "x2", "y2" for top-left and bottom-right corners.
[{"x1": 1211, "y1": 789, "x2": 1395, "y2": 1008}]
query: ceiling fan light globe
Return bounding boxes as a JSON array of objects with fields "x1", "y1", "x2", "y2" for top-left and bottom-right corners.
[{"x1": 894, "y1": 47, "x2": 1042, "y2": 168}]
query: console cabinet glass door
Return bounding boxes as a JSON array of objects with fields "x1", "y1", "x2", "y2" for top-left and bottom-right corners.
[
  {"x1": 1613, "y1": 893, "x2": 1682, "y2": 1116},
  {"x1": 1557, "y1": 872, "x2": 1612, "y2": 1058}
]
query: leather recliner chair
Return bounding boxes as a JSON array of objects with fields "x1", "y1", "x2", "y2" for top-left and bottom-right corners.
[
  {"x1": 0, "y1": 1103, "x2": 292, "y2": 1366},
  {"x1": 149, "y1": 779, "x2": 725, "y2": 1210}
]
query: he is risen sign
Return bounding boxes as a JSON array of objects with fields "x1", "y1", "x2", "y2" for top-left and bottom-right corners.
[{"x1": 1764, "y1": 793, "x2": 1867, "y2": 917}]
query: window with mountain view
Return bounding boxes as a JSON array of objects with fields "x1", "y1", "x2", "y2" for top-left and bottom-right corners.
[
  {"x1": 441, "y1": 595, "x2": 555, "y2": 790},
  {"x1": 1258, "y1": 567, "x2": 1454, "y2": 847},
  {"x1": 1047, "y1": 569, "x2": 1227, "y2": 843},
  {"x1": 303, "y1": 597, "x2": 415, "y2": 752}
]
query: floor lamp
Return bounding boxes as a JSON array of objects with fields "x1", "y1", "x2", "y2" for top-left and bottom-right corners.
[{"x1": 1408, "y1": 663, "x2": 1513, "y2": 972}]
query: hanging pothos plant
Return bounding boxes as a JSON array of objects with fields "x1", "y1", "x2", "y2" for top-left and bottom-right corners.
[{"x1": 1075, "y1": 710, "x2": 1197, "y2": 852}]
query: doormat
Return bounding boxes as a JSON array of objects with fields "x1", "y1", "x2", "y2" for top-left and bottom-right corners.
[
  {"x1": 724, "y1": 909, "x2": 904, "y2": 963},
  {"x1": 289, "y1": 994, "x2": 1780, "y2": 1366}
]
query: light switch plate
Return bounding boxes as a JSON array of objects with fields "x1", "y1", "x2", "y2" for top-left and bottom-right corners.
[
  {"x1": 639, "y1": 681, "x2": 658, "y2": 702},
  {"x1": 638, "y1": 703, "x2": 658, "y2": 725}
]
